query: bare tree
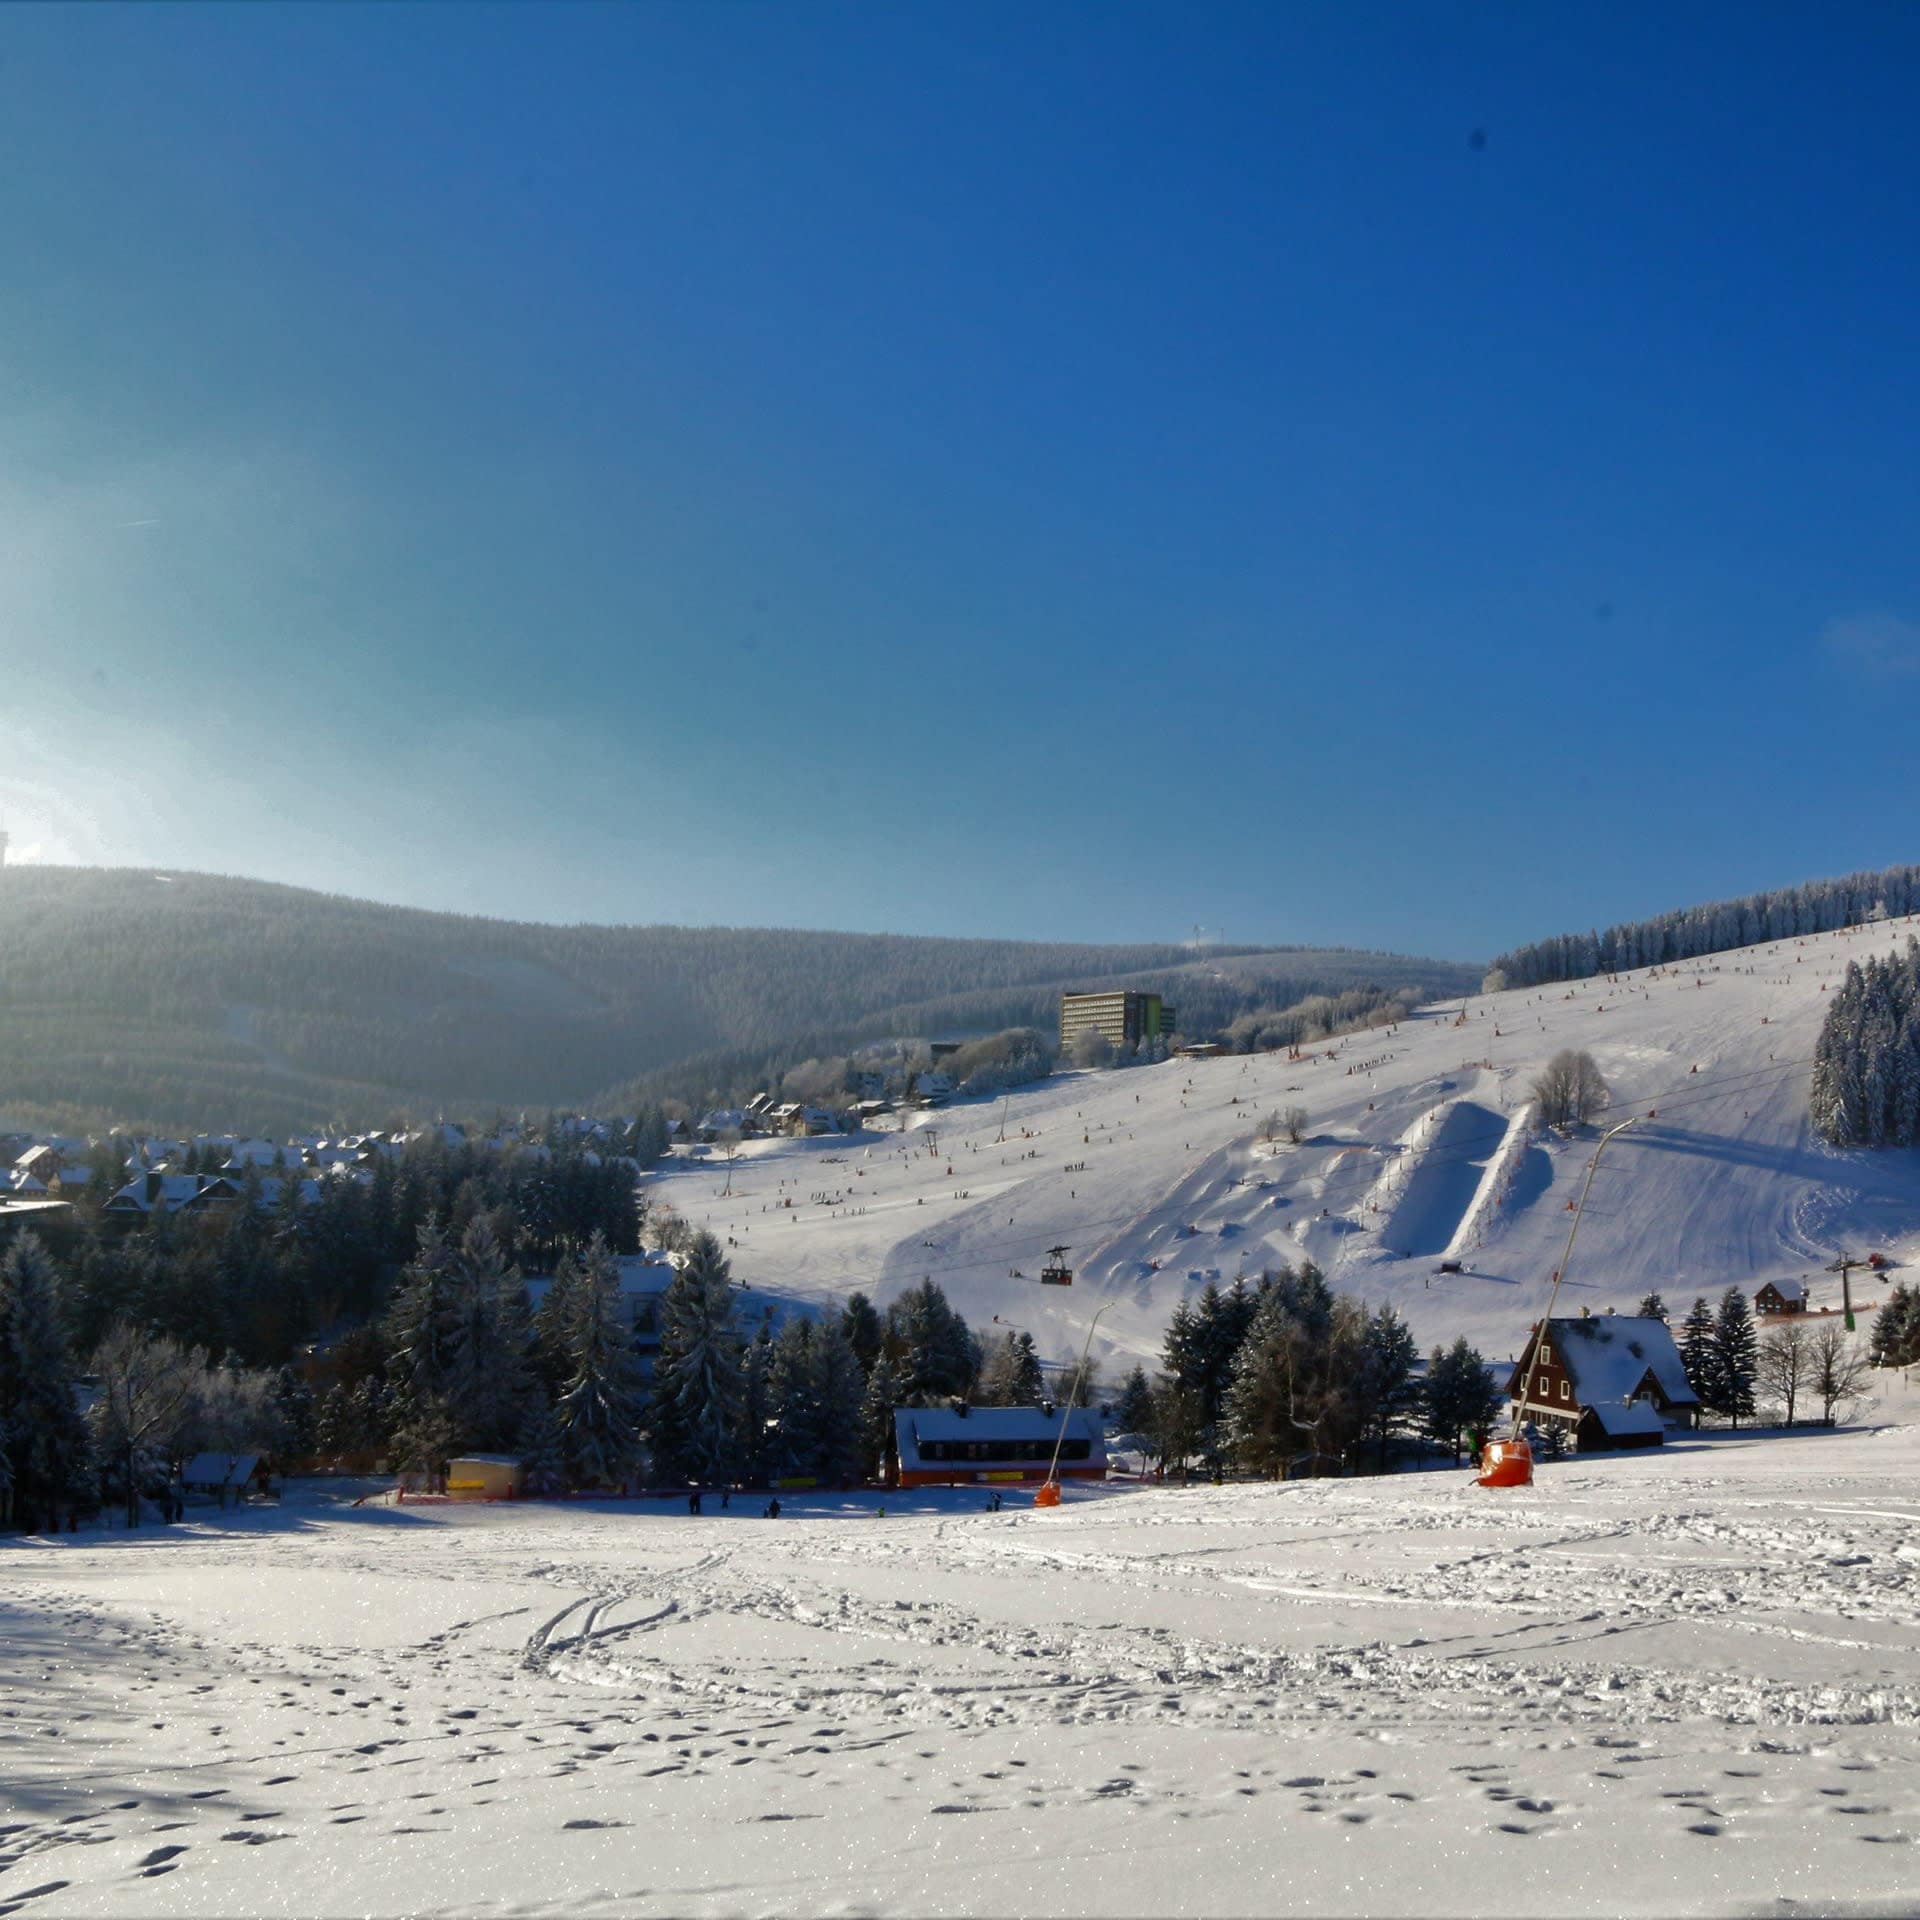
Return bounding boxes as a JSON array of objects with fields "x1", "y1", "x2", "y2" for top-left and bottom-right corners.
[
  {"x1": 1810, "y1": 1320, "x2": 1869, "y2": 1427},
  {"x1": 1756, "y1": 1320, "x2": 1810, "y2": 1425},
  {"x1": 1281, "y1": 1105, "x2": 1309, "y2": 1145},
  {"x1": 1068, "y1": 1028, "x2": 1115, "y2": 1070},
  {"x1": 1531, "y1": 1049, "x2": 1608, "y2": 1128},
  {"x1": 89, "y1": 1326, "x2": 204, "y2": 1529}
]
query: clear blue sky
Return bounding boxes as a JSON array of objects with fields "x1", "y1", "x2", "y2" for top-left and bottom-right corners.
[{"x1": 3, "y1": 3, "x2": 1916, "y2": 961}]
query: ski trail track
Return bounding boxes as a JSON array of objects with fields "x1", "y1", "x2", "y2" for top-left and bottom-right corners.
[{"x1": 7, "y1": 1418, "x2": 1920, "y2": 1917}]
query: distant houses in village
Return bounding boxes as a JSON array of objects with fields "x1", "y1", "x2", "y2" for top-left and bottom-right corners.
[{"x1": 0, "y1": 1113, "x2": 648, "y2": 1226}]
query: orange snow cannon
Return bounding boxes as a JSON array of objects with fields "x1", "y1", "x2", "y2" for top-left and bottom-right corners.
[
  {"x1": 1033, "y1": 1481, "x2": 1062, "y2": 1508},
  {"x1": 1477, "y1": 1438, "x2": 1534, "y2": 1488}
]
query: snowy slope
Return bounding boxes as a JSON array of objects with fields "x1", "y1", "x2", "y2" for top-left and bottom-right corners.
[
  {"x1": 6, "y1": 1409, "x2": 1920, "y2": 1917},
  {"x1": 654, "y1": 915, "x2": 1920, "y2": 1371}
]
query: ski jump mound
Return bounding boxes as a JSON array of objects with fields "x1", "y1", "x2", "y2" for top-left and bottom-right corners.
[{"x1": 1369, "y1": 1098, "x2": 1506, "y2": 1258}]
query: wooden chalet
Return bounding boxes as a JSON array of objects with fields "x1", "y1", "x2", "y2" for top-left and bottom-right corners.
[
  {"x1": 1506, "y1": 1313, "x2": 1699, "y2": 1452},
  {"x1": 1755, "y1": 1277, "x2": 1806, "y2": 1316}
]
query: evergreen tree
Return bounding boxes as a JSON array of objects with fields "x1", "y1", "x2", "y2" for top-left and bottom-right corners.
[
  {"x1": 859, "y1": 1350, "x2": 905, "y2": 1479},
  {"x1": 1114, "y1": 1363, "x2": 1154, "y2": 1434},
  {"x1": 441, "y1": 1218, "x2": 533, "y2": 1450},
  {"x1": 884, "y1": 1279, "x2": 978, "y2": 1404},
  {"x1": 1869, "y1": 1283, "x2": 1920, "y2": 1368},
  {"x1": 1713, "y1": 1286, "x2": 1758, "y2": 1427},
  {"x1": 1355, "y1": 1304, "x2": 1421, "y2": 1470},
  {"x1": 810, "y1": 1320, "x2": 868, "y2": 1483},
  {"x1": 515, "y1": 1395, "x2": 567, "y2": 1496},
  {"x1": 1637, "y1": 1292, "x2": 1668, "y2": 1322},
  {"x1": 1422, "y1": 1337, "x2": 1501, "y2": 1464},
  {"x1": 736, "y1": 1317, "x2": 775, "y2": 1486},
  {"x1": 1679, "y1": 1296, "x2": 1722, "y2": 1416},
  {"x1": 839, "y1": 1291, "x2": 882, "y2": 1374},
  {"x1": 552, "y1": 1233, "x2": 645, "y2": 1488},
  {"x1": 765, "y1": 1319, "x2": 822, "y2": 1478},
  {"x1": 0, "y1": 1233, "x2": 91, "y2": 1532},
  {"x1": 385, "y1": 1218, "x2": 462, "y2": 1474},
  {"x1": 976, "y1": 1329, "x2": 1045, "y2": 1406},
  {"x1": 652, "y1": 1233, "x2": 743, "y2": 1484}
]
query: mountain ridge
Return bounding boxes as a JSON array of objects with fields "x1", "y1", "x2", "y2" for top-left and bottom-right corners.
[{"x1": 0, "y1": 866, "x2": 1478, "y2": 1132}]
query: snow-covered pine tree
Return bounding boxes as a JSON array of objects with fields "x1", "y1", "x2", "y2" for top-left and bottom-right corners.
[
  {"x1": 839, "y1": 1291, "x2": 882, "y2": 1375},
  {"x1": 384, "y1": 1218, "x2": 467, "y2": 1482},
  {"x1": 1637, "y1": 1292, "x2": 1668, "y2": 1322},
  {"x1": 515, "y1": 1394, "x2": 567, "y2": 1496},
  {"x1": 735, "y1": 1317, "x2": 775, "y2": 1486},
  {"x1": 1422, "y1": 1336, "x2": 1500, "y2": 1464},
  {"x1": 442, "y1": 1218, "x2": 533, "y2": 1450},
  {"x1": 975, "y1": 1329, "x2": 1044, "y2": 1406},
  {"x1": 1713, "y1": 1287, "x2": 1758, "y2": 1427},
  {"x1": 653, "y1": 1232, "x2": 743, "y2": 1485},
  {"x1": 1356, "y1": 1303, "x2": 1421, "y2": 1470},
  {"x1": 1868, "y1": 1283, "x2": 1919, "y2": 1368},
  {"x1": 859, "y1": 1350, "x2": 905, "y2": 1480},
  {"x1": 552, "y1": 1232, "x2": 645, "y2": 1489},
  {"x1": 765, "y1": 1319, "x2": 821, "y2": 1479},
  {"x1": 809, "y1": 1320, "x2": 868, "y2": 1484},
  {"x1": 884, "y1": 1279, "x2": 979, "y2": 1404},
  {"x1": 1679, "y1": 1296, "x2": 1722, "y2": 1417},
  {"x1": 0, "y1": 1233, "x2": 91, "y2": 1533},
  {"x1": 1114, "y1": 1364, "x2": 1154, "y2": 1435}
]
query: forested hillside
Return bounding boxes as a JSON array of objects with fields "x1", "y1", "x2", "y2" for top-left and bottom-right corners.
[
  {"x1": 0, "y1": 868, "x2": 1476, "y2": 1132},
  {"x1": 1487, "y1": 863, "x2": 1920, "y2": 990}
]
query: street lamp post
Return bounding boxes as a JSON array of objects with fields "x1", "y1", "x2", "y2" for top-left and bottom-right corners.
[{"x1": 1034, "y1": 1300, "x2": 1113, "y2": 1508}]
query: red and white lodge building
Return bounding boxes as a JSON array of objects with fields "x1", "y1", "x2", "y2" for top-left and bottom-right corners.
[{"x1": 891, "y1": 1404, "x2": 1108, "y2": 1488}]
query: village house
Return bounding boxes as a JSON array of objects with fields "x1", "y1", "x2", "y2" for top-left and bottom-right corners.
[
  {"x1": 1755, "y1": 1277, "x2": 1807, "y2": 1316},
  {"x1": 891, "y1": 1403, "x2": 1107, "y2": 1489},
  {"x1": 1506, "y1": 1313, "x2": 1700, "y2": 1451},
  {"x1": 104, "y1": 1172, "x2": 247, "y2": 1219}
]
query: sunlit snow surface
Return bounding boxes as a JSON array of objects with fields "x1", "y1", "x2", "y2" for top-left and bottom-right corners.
[
  {"x1": 6, "y1": 1418, "x2": 1920, "y2": 1917},
  {"x1": 655, "y1": 914, "x2": 1920, "y2": 1370}
]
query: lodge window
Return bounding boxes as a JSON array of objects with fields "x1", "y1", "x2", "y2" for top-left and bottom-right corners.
[
  {"x1": 1560, "y1": 1381, "x2": 1571, "y2": 1402},
  {"x1": 917, "y1": 1438, "x2": 1092, "y2": 1464}
]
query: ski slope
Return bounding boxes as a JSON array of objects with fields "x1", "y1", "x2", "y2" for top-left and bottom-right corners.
[{"x1": 656, "y1": 915, "x2": 1920, "y2": 1371}]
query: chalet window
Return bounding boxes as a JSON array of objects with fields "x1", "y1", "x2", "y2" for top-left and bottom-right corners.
[
  {"x1": 1560, "y1": 1380, "x2": 1571, "y2": 1402},
  {"x1": 1540, "y1": 1342, "x2": 1551, "y2": 1362}
]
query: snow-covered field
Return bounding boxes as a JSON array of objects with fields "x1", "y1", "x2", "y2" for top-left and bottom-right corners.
[
  {"x1": 658, "y1": 915, "x2": 1920, "y2": 1373},
  {"x1": 6, "y1": 1404, "x2": 1920, "y2": 1917}
]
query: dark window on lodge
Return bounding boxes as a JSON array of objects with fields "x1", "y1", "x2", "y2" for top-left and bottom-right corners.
[{"x1": 918, "y1": 1438, "x2": 1092, "y2": 1464}]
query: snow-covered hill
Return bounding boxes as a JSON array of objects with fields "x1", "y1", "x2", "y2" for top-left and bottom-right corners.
[{"x1": 655, "y1": 914, "x2": 1920, "y2": 1370}]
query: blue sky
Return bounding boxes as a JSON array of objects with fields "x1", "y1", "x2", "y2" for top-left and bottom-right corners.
[{"x1": 2, "y1": 3, "x2": 1916, "y2": 960}]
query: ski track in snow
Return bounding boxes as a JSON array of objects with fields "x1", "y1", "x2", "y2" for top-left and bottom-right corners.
[{"x1": 5, "y1": 1414, "x2": 1920, "y2": 1917}]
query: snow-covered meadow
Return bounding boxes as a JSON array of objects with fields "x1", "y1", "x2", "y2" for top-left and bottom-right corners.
[{"x1": 6, "y1": 1405, "x2": 1920, "y2": 1916}]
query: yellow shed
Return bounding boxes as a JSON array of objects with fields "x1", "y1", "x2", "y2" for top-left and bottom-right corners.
[{"x1": 445, "y1": 1455, "x2": 525, "y2": 1500}]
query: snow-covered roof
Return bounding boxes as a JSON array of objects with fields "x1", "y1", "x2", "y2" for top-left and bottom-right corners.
[
  {"x1": 894, "y1": 1404, "x2": 1106, "y2": 1472},
  {"x1": 1759, "y1": 1276, "x2": 1805, "y2": 1302},
  {"x1": 181, "y1": 1452, "x2": 258, "y2": 1486},
  {"x1": 1538, "y1": 1315, "x2": 1698, "y2": 1409},
  {"x1": 1582, "y1": 1399, "x2": 1668, "y2": 1437}
]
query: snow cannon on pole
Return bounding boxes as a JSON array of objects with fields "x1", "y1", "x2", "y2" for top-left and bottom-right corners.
[
  {"x1": 1480, "y1": 1115, "x2": 1638, "y2": 1490},
  {"x1": 1035, "y1": 1299, "x2": 1112, "y2": 1509}
]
